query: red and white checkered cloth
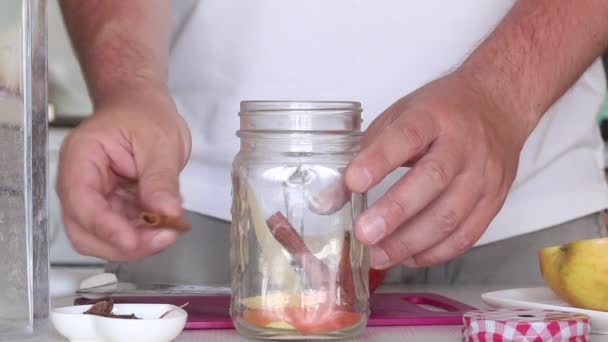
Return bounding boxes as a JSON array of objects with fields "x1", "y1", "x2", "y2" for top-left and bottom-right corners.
[{"x1": 462, "y1": 308, "x2": 590, "y2": 342}]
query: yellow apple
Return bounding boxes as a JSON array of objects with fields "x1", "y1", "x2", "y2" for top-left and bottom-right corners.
[{"x1": 539, "y1": 237, "x2": 608, "y2": 311}]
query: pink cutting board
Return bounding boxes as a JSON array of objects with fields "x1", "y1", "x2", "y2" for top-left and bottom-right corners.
[{"x1": 75, "y1": 293, "x2": 475, "y2": 329}]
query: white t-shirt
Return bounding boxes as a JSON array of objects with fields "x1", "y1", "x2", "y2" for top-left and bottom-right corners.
[{"x1": 168, "y1": 0, "x2": 608, "y2": 246}]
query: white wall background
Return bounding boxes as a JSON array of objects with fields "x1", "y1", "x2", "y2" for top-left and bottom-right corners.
[{"x1": 47, "y1": 0, "x2": 92, "y2": 118}]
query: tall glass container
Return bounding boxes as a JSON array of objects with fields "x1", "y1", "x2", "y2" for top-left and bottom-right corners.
[
  {"x1": 0, "y1": 0, "x2": 49, "y2": 338},
  {"x1": 230, "y1": 101, "x2": 369, "y2": 339}
]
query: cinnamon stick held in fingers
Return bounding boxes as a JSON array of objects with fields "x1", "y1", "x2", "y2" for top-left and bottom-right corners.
[{"x1": 141, "y1": 212, "x2": 192, "y2": 232}]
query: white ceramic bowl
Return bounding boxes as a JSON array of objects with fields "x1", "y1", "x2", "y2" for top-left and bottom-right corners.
[{"x1": 51, "y1": 303, "x2": 187, "y2": 342}]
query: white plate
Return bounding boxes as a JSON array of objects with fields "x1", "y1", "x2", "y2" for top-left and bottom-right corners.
[
  {"x1": 482, "y1": 287, "x2": 608, "y2": 334},
  {"x1": 51, "y1": 303, "x2": 187, "y2": 342}
]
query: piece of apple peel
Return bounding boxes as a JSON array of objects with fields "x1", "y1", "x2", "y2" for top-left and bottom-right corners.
[
  {"x1": 242, "y1": 306, "x2": 361, "y2": 335},
  {"x1": 241, "y1": 291, "x2": 327, "y2": 311},
  {"x1": 241, "y1": 292, "x2": 325, "y2": 331},
  {"x1": 241, "y1": 291, "x2": 361, "y2": 334},
  {"x1": 265, "y1": 321, "x2": 296, "y2": 330},
  {"x1": 539, "y1": 237, "x2": 608, "y2": 311}
]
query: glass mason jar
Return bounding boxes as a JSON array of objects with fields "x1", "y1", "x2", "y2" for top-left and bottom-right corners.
[{"x1": 230, "y1": 101, "x2": 369, "y2": 339}]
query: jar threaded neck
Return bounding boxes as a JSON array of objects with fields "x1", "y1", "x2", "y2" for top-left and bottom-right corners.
[{"x1": 238, "y1": 101, "x2": 363, "y2": 133}]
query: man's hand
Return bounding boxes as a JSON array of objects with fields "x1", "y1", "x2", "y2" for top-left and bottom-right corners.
[
  {"x1": 56, "y1": 86, "x2": 191, "y2": 261},
  {"x1": 346, "y1": 72, "x2": 525, "y2": 269},
  {"x1": 58, "y1": 0, "x2": 182, "y2": 260}
]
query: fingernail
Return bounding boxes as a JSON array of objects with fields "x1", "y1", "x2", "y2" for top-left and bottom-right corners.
[
  {"x1": 369, "y1": 246, "x2": 391, "y2": 269},
  {"x1": 150, "y1": 229, "x2": 175, "y2": 251},
  {"x1": 151, "y1": 192, "x2": 181, "y2": 215},
  {"x1": 351, "y1": 167, "x2": 373, "y2": 192},
  {"x1": 359, "y1": 215, "x2": 386, "y2": 244}
]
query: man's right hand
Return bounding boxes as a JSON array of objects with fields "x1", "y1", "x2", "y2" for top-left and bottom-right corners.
[{"x1": 56, "y1": 86, "x2": 191, "y2": 261}]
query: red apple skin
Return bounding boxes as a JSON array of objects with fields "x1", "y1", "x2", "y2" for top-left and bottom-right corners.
[{"x1": 369, "y1": 268, "x2": 387, "y2": 294}]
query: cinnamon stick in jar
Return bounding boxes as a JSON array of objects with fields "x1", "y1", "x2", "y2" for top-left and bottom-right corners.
[
  {"x1": 266, "y1": 212, "x2": 330, "y2": 290},
  {"x1": 141, "y1": 212, "x2": 192, "y2": 232},
  {"x1": 337, "y1": 232, "x2": 356, "y2": 308}
]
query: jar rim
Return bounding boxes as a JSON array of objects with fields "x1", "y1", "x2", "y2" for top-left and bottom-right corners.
[
  {"x1": 237, "y1": 130, "x2": 364, "y2": 137},
  {"x1": 240, "y1": 100, "x2": 362, "y2": 114}
]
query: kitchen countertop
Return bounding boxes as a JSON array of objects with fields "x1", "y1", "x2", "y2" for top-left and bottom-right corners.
[{"x1": 13, "y1": 284, "x2": 608, "y2": 341}]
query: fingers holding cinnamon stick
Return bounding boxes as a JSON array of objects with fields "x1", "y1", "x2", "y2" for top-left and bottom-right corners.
[{"x1": 141, "y1": 212, "x2": 192, "y2": 232}]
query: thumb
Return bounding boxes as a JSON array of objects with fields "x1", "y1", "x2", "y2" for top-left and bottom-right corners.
[{"x1": 138, "y1": 153, "x2": 183, "y2": 216}]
